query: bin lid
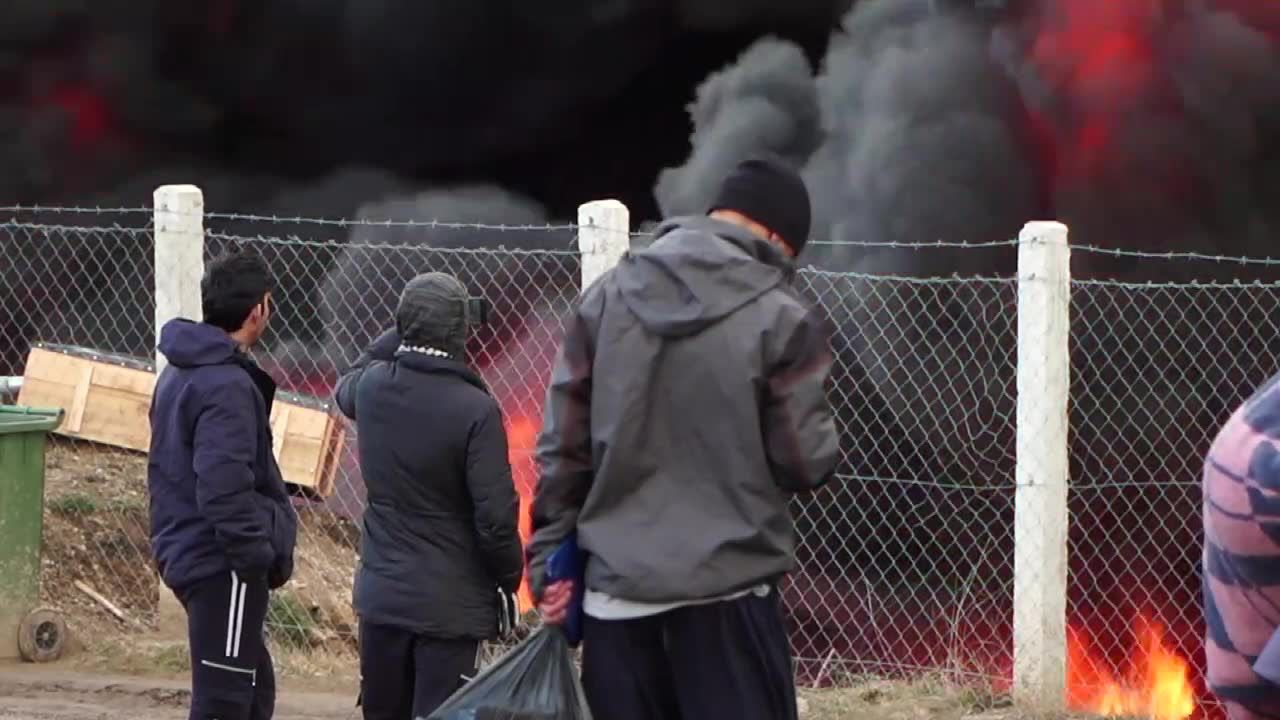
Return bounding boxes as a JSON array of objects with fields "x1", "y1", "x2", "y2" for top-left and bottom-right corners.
[{"x1": 0, "y1": 405, "x2": 65, "y2": 434}]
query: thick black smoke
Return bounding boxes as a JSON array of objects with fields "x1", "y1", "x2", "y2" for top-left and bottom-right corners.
[
  {"x1": 653, "y1": 39, "x2": 824, "y2": 219},
  {"x1": 0, "y1": 0, "x2": 850, "y2": 378},
  {"x1": 657, "y1": 0, "x2": 1280, "y2": 665},
  {"x1": 0, "y1": 0, "x2": 846, "y2": 210},
  {"x1": 655, "y1": 0, "x2": 1280, "y2": 477},
  {"x1": 997, "y1": 0, "x2": 1280, "y2": 278},
  {"x1": 313, "y1": 185, "x2": 573, "y2": 375},
  {"x1": 659, "y1": 0, "x2": 1280, "y2": 274}
]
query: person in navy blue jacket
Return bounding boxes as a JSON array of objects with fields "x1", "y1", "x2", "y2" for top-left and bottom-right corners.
[{"x1": 148, "y1": 249, "x2": 298, "y2": 720}]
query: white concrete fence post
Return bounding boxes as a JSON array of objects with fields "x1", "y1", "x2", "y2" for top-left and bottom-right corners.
[
  {"x1": 154, "y1": 185, "x2": 205, "y2": 374},
  {"x1": 1012, "y1": 220, "x2": 1072, "y2": 710},
  {"x1": 577, "y1": 200, "x2": 630, "y2": 287},
  {"x1": 153, "y1": 184, "x2": 206, "y2": 637}
]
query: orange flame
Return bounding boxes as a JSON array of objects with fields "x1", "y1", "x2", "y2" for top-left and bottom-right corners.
[
  {"x1": 504, "y1": 415, "x2": 539, "y2": 614},
  {"x1": 1067, "y1": 614, "x2": 1195, "y2": 720}
]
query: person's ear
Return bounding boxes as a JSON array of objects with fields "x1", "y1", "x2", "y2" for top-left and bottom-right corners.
[{"x1": 770, "y1": 233, "x2": 795, "y2": 258}]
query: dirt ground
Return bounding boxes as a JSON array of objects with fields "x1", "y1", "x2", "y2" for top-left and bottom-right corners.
[
  {"x1": 0, "y1": 660, "x2": 1011, "y2": 720},
  {"x1": 0, "y1": 664, "x2": 357, "y2": 720}
]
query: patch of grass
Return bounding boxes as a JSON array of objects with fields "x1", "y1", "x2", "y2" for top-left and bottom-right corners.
[
  {"x1": 266, "y1": 591, "x2": 316, "y2": 652},
  {"x1": 77, "y1": 637, "x2": 190, "y2": 676},
  {"x1": 799, "y1": 676, "x2": 1013, "y2": 720},
  {"x1": 48, "y1": 493, "x2": 98, "y2": 515},
  {"x1": 102, "y1": 496, "x2": 148, "y2": 514},
  {"x1": 73, "y1": 629, "x2": 360, "y2": 689}
]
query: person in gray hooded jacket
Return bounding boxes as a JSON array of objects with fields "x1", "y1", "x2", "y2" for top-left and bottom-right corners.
[
  {"x1": 528, "y1": 156, "x2": 839, "y2": 720},
  {"x1": 334, "y1": 272, "x2": 522, "y2": 720}
]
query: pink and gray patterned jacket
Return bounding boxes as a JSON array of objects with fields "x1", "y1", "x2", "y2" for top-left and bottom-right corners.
[{"x1": 1204, "y1": 372, "x2": 1280, "y2": 719}]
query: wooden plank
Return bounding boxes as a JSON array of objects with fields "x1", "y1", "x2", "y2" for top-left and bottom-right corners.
[
  {"x1": 78, "y1": 384, "x2": 152, "y2": 452},
  {"x1": 316, "y1": 421, "x2": 345, "y2": 498},
  {"x1": 65, "y1": 363, "x2": 95, "y2": 434},
  {"x1": 272, "y1": 405, "x2": 290, "y2": 460},
  {"x1": 17, "y1": 376, "x2": 75, "y2": 414}
]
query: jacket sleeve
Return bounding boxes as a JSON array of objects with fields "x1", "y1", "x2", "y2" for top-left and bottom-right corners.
[
  {"x1": 266, "y1": 458, "x2": 300, "y2": 590},
  {"x1": 763, "y1": 300, "x2": 840, "y2": 493},
  {"x1": 334, "y1": 327, "x2": 401, "y2": 420},
  {"x1": 465, "y1": 402, "x2": 525, "y2": 594},
  {"x1": 526, "y1": 287, "x2": 601, "y2": 600},
  {"x1": 193, "y1": 379, "x2": 275, "y2": 575}
]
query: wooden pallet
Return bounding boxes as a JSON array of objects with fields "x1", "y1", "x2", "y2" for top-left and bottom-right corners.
[{"x1": 17, "y1": 344, "x2": 342, "y2": 497}]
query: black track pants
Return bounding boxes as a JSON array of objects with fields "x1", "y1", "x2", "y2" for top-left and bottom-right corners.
[
  {"x1": 580, "y1": 588, "x2": 799, "y2": 720},
  {"x1": 179, "y1": 570, "x2": 274, "y2": 720}
]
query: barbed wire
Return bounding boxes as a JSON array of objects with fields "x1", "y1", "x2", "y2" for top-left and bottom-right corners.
[
  {"x1": 213, "y1": 232, "x2": 583, "y2": 255},
  {"x1": 806, "y1": 238, "x2": 1018, "y2": 249},
  {"x1": 2, "y1": 202, "x2": 1280, "y2": 267},
  {"x1": 1069, "y1": 243, "x2": 1280, "y2": 266},
  {"x1": 0, "y1": 221, "x2": 153, "y2": 236},
  {"x1": 206, "y1": 212, "x2": 579, "y2": 232},
  {"x1": 0, "y1": 205, "x2": 579, "y2": 233},
  {"x1": 1072, "y1": 277, "x2": 1280, "y2": 289},
  {"x1": 0, "y1": 205, "x2": 154, "y2": 215},
  {"x1": 799, "y1": 268, "x2": 1017, "y2": 284}
]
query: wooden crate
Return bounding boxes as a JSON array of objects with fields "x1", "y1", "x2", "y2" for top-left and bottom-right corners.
[
  {"x1": 17, "y1": 344, "x2": 342, "y2": 497},
  {"x1": 269, "y1": 392, "x2": 345, "y2": 499},
  {"x1": 18, "y1": 345, "x2": 155, "y2": 452}
]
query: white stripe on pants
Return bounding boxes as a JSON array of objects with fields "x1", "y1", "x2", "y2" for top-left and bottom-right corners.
[{"x1": 224, "y1": 571, "x2": 248, "y2": 658}]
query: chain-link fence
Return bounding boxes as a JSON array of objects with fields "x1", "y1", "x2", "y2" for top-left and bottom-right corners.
[
  {"x1": 5, "y1": 199, "x2": 1276, "y2": 713},
  {"x1": 0, "y1": 209, "x2": 163, "y2": 653},
  {"x1": 788, "y1": 270, "x2": 1019, "y2": 688}
]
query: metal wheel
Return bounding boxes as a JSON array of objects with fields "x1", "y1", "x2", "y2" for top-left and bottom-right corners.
[{"x1": 17, "y1": 608, "x2": 68, "y2": 663}]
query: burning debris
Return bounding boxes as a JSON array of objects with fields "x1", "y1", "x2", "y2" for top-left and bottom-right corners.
[{"x1": 1067, "y1": 614, "x2": 1196, "y2": 720}]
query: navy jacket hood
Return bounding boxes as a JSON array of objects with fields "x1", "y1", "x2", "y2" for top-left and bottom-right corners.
[{"x1": 158, "y1": 319, "x2": 239, "y2": 368}]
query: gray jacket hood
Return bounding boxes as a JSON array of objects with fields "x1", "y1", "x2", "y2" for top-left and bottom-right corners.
[{"x1": 614, "y1": 216, "x2": 794, "y2": 338}]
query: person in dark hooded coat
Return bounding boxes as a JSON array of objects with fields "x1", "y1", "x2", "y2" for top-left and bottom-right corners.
[
  {"x1": 528, "y1": 156, "x2": 839, "y2": 720},
  {"x1": 334, "y1": 272, "x2": 523, "y2": 720}
]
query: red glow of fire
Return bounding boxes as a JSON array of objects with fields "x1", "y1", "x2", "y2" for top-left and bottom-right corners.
[
  {"x1": 1067, "y1": 613, "x2": 1195, "y2": 720},
  {"x1": 36, "y1": 85, "x2": 114, "y2": 150},
  {"x1": 1027, "y1": 0, "x2": 1162, "y2": 181},
  {"x1": 504, "y1": 414, "x2": 539, "y2": 614}
]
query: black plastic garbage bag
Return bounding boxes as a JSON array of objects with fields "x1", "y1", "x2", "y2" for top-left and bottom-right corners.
[{"x1": 424, "y1": 626, "x2": 592, "y2": 720}]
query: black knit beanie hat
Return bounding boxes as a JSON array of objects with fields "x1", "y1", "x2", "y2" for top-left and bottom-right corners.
[
  {"x1": 707, "y1": 156, "x2": 812, "y2": 255},
  {"x1": 395, "y1": 272, "x2": 470, "y2": 358}
]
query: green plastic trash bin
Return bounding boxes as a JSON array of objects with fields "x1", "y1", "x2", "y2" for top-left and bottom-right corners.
[{"x1": 0, "y1": 405, "x2": 65, "y2": 661}]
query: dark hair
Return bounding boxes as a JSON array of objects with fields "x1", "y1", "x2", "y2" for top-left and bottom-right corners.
[{"x1": 201, "y1": 250, "x2": 272, "y2": 332}]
